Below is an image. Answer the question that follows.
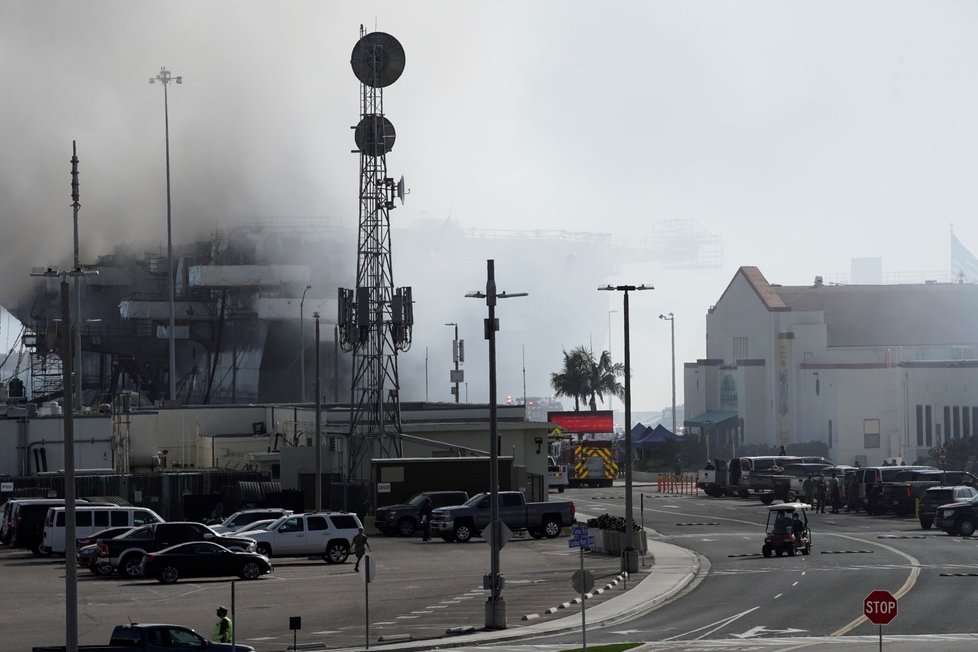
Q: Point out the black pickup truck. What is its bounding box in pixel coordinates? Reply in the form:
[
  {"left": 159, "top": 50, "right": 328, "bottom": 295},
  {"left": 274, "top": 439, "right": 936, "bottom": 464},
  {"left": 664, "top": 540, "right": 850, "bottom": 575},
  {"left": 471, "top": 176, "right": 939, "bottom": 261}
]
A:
[
  {"left": 879, "top": 470, "right": 978, "bottom": 516},
  {"left": 429, "top": 491, "right": 576, "bottom": 543},
  {"left": 374, "top": 490, "right": 469, "bottom": 536},
  {"left": 33, "top": 623, "right": 254, "bottom": 651},
  {"left": 97, "top": 522, "right": 257, "bottom": 578}
]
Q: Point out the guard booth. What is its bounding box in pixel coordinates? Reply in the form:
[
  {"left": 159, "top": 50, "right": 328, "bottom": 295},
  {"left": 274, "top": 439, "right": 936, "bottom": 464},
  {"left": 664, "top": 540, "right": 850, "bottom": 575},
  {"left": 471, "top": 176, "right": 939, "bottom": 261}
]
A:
[{"left": 370, "top": 457, "right": 518, "bottom": 509}]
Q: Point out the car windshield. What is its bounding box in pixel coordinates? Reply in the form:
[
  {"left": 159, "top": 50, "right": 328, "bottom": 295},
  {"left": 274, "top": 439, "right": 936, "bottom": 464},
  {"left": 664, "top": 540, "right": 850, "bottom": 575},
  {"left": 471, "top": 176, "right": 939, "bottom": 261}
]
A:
[
  {"left": 463, "top": 493, "right": 488, "bottom": 507},
  {"left": 116, "top": 525, "right": 151, "bottom": 539},
  {"left": 407, "top": 494, "right": 429, "bottom": 507}
]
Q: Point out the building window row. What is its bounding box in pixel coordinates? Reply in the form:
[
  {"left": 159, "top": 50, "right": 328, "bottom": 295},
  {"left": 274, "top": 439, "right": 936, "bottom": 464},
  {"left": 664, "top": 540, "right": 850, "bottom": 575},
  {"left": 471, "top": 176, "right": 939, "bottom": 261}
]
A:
[{"left": 916, "top": 404, "right": 978, "bottom": 447}]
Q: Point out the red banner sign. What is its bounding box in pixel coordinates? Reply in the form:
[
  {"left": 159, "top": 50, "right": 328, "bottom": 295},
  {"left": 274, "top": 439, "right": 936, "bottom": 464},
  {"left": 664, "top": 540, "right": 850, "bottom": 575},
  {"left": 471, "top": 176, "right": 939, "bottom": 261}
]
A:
[{"left": 547, "top": 411, "right": 614, "bottom": 434}]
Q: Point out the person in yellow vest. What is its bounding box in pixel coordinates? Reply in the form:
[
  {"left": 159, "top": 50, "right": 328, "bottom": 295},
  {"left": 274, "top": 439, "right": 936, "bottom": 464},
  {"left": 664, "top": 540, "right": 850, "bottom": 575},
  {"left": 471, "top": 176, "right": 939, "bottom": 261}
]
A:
[{"left": 214, "top": 606, "right": 233, "bottom": 643}]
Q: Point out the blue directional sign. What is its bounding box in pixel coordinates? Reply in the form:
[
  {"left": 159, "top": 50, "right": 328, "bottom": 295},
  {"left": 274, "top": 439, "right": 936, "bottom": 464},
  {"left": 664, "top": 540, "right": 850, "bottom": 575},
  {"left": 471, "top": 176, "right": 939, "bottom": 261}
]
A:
[
  {"left": 568, "top": 535, "right": 595, "bottom": 548},
  {"left": 571, "top": 525, "right": 589, "bottom": 536}
]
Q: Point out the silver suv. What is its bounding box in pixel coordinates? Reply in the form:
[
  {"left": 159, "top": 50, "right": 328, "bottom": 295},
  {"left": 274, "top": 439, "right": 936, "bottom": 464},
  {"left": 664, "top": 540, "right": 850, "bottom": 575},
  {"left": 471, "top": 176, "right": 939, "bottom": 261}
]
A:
[
  {"left": 238, "top": 512, "right": 362, "bottom": 564},
  {"left": 209, "top": 508, "right": 293, "bottom": 534}
]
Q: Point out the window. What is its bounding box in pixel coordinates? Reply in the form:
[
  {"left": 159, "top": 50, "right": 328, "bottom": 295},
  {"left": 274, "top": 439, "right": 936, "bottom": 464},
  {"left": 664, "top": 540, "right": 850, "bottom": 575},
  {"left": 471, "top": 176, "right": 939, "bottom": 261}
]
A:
[
  {"left": 76, "top": 511, "right": 92, "bottom": 527},
  {"left": 132, "top": 510, "right": 155, "bottom": 526},
  {"left": 112, "top": 511, "right": 129, "bottom": 526},
  {"left": 954, "top": 406, "right": 961, "bottom": 439},
  {"left": 307, "top": 516, "right": 328, "bottom": 531},
  {"left": 502, "top": 493, "right": 523, "bottom": 507},
  {"left": 280, "top": 518, "right": 303, "bottom": 533},
  {"left": 926, "top": 406, "right": 933, "bottom": 446},
  {"left": 330, "top": 514, "right": 361, "bottom": 530},
  {"left": 944, "top": 406, "right": 951, "bottom": 440},
  {"left": 916, "top": 405, "right": 924, "bottom": 447},
  {"left": 733, "top": 336, "right": 749, "bottom": 360},
  {"left": 864, "top": 419, "right": 880, "bottom": 449},
  {"left": 56, "top": 512, "right": 65, "bottom": 527},
  {"left": 964, "top": 408, "right": 971, "bottom": 441},
  {"left": 94, "top": 511, "right": 109, "bottom": 527}
]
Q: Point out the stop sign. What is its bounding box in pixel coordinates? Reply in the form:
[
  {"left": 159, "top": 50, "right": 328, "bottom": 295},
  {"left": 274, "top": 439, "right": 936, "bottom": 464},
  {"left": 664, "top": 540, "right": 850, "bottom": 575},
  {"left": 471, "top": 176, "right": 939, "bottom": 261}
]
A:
[{"left": 864, "top": 590, "right": 898, "bottom": 625}]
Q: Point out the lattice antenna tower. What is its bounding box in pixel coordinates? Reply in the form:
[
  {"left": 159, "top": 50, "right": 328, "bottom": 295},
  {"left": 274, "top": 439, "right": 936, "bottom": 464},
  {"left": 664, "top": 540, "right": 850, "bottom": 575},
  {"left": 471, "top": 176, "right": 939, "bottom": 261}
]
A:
[{"left": 338, "top": 27, "right": 413, "bottom": 484}]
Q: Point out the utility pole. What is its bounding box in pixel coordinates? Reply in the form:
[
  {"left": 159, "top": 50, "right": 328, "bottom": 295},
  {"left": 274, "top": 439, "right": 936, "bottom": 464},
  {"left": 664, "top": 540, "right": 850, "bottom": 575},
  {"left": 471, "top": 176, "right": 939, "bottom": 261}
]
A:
[
  {"left": 300, "top": 285, "right": 312, "bottom": 402},
  {"left": 659, "top": 313, "right": 676, "bottom": 434},
  {"left": 445, "top": 322, "right": 463, "bottom": 402},
  {"left": 467, "top": 260, "right": 527, "bottom": 629},
  {"left": 314, "top": 312, "right": 322, "bottom": 512},
  {"left": 70, "top": 143, "right": 83, "bottom": 411}
]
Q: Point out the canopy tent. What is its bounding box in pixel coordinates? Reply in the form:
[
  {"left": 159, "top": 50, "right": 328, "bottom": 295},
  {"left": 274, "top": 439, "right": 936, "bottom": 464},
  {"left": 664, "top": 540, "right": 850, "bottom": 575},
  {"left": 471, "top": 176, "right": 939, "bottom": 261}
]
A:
[{"left": 630, "top": 423, "right": 682, "bottom": 448}]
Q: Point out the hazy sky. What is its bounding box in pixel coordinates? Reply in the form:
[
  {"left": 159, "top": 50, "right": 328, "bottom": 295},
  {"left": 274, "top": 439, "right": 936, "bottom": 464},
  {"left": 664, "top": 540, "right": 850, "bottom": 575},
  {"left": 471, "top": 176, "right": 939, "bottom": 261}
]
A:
[{"left": 3, "top": 2, "right": 978, "bottom": 414}]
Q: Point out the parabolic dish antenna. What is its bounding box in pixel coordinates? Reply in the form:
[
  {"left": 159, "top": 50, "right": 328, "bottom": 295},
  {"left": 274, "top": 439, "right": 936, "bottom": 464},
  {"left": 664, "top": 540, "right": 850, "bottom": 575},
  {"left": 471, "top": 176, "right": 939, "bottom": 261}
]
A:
[
  {"left": 355, "top": 114, "right": 396, "bottom": 156},
  {"left": 351, "top": 31, "right": 406, "bottom": 88}
]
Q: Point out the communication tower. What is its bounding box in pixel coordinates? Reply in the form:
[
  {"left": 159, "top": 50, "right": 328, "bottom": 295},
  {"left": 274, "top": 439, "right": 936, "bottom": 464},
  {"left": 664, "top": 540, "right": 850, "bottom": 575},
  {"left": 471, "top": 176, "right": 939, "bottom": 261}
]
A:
[{"left": 338, "top": 28, "right": 412, "bottom": 485}]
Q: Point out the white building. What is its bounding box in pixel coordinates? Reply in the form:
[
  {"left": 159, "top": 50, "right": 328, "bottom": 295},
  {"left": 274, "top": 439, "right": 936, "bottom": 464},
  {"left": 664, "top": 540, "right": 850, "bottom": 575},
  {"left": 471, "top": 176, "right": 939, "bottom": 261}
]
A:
[{"left": 684, "top": 266, "right": 978, "bottom": 466}]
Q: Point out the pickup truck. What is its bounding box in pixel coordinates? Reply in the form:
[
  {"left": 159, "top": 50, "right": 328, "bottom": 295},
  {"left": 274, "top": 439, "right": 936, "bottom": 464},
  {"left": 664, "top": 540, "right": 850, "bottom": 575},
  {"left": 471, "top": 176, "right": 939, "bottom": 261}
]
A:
[
  {"left": 32, "top": 623, "right": 254, "bottom": 651},
  {"left": 97, "top": 522, "right": 257, "bottom": 578},
  {"left": 429, "top": 491, "right": 576, "bottom": 543},
  {"left": 374, "top": 491, "right": 469, "bottom": 536},
  {"left": 879, "top": 470, "right": 978, "bottom": 516}
]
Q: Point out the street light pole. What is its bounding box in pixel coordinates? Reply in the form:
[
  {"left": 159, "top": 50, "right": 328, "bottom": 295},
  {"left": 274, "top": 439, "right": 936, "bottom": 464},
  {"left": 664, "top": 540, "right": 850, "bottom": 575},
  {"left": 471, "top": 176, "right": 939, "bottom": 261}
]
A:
[
  {"left": 659, "top": 313, "right": 676, "bottom": 434},
  {"left": 607, "top": 309, "right": 617, "bottom": 426},
  {"left": 445, "top": 322, "right": 461, "bottom": 403},
  {"left": 599, "top": 283, "right": 653, "bottom": 574},
  {"left": 300, "top": 285, "right": 312, "bottom": 403},
  {"left": 314, "top": 312, "right": 322, "bottom": 512},
  {"left": 149, "top": 67, "right": 182, "bottom": 404},
  {"left": 467, "top": 260, "right": 527, "bottom": 630}
]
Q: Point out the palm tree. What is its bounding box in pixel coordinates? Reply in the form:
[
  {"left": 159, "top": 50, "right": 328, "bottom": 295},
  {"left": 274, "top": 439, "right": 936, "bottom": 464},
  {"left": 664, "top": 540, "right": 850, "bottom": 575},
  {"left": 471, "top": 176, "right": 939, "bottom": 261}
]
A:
[
  {"left": 550, "top": 346, "right": 624, "bottom": 412},
  {"left": 585, "top": 348, "right": 624, "bottom": 411},
  {"left": 550, "top": 347, "right": 590, "bottom": 411}
]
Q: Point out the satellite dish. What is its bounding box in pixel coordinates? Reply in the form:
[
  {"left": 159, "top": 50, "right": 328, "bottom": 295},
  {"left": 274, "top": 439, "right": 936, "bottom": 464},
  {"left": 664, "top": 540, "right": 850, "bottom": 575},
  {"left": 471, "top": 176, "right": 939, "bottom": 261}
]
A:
[
  {"left": 354, "top": 115, "right": 396, "bottom": 157},
  {"left": 351, "top": 32, "right": 405, "bottom": 88},
  {"left": 396, "top": 176, "right": 409, "bottom": 205}
]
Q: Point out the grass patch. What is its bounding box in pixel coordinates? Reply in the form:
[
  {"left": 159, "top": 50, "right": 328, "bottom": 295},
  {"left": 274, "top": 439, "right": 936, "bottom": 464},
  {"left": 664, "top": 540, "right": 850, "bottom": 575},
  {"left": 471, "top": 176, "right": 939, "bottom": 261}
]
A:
[{"left": 559, "top": 644, "right": 642, "bottom": 652}]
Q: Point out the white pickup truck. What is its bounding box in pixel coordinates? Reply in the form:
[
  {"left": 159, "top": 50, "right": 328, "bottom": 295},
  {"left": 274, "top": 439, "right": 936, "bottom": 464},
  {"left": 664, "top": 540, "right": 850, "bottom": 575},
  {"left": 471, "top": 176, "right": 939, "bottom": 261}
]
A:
[{"left": 238, "top": 512, "right": 362, "bottom": 564}]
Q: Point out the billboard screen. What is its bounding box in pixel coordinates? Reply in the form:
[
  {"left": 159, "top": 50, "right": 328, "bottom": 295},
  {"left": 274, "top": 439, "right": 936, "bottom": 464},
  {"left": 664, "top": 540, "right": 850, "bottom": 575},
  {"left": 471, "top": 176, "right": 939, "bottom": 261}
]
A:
[{"left": 547, "top": 410, "right": 614, "bottom": 434}]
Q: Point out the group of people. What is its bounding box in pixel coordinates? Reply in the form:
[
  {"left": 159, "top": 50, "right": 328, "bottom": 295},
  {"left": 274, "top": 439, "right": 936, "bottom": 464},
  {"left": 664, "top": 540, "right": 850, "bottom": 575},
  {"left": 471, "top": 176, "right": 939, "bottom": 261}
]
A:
[{"left": 802, "top": 469, "right": 861, "bottom": 514}]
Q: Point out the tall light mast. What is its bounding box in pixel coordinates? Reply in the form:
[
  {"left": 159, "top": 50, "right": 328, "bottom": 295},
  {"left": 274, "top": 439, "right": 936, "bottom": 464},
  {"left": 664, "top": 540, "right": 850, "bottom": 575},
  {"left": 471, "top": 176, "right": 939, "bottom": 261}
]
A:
[{"left": 338, "top": 28, "right": 412, "bottom": 494}]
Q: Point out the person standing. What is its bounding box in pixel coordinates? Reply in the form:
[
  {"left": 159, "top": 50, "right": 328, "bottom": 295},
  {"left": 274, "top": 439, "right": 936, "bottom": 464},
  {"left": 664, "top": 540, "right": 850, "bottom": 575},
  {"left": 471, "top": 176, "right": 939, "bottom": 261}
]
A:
[
  {"left": 419, "top": 496, "right": 433, "bottom": 542},
  {"left": 829, "top": 471, "right": 842, "bottom": 514},
  {"left": 803, "top": 474, "right": 815, "bottom": 506},
  {"left": 814, "top": 475, "right": 826, "bottom": 514},
  {"left": 352, "top": 527, "right": 370, "bottom": 572},
  {"left": 213, "top": 606, "right": 232, "bottom": 643},
  {"left": 846, "top": 471, "right": 859, "bottom": 512}
]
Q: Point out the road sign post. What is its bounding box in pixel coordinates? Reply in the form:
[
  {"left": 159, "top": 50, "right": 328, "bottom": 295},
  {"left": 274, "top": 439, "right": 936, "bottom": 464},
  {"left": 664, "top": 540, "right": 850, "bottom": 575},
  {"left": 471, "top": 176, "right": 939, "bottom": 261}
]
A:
[
  {"left": 568, "top": 525, "right": 593, "bottom": 651},
  {"left": 864, "top": 589, "right": 897, "bottom": 651}
]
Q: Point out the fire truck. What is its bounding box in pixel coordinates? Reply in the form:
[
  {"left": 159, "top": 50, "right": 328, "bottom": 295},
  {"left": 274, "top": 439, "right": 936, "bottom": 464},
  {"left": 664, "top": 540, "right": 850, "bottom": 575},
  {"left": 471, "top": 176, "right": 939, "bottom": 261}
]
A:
[{"left": 561, "top": 440, "right": 618, "bottom": 488}]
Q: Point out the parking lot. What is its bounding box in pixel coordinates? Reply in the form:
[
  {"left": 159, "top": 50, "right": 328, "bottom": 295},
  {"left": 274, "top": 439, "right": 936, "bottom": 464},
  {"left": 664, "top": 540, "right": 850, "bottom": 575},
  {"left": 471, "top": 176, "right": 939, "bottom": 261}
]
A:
[{"left": 0, "top": 526, "right": 639, "bottom": 651}]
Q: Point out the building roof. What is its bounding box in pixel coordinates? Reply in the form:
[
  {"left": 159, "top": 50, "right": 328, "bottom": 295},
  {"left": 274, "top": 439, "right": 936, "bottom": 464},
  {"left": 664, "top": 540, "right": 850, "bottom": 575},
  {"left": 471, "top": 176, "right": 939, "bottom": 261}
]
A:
[{"left": 731, "top": 266, "right": 978, "bottom": 348}]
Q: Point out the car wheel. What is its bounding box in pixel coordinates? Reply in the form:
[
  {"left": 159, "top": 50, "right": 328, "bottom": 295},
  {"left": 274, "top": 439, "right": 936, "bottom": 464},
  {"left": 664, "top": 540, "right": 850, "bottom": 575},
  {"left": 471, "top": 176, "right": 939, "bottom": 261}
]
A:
[
  {"left": 762, "top": 545, "right": 772, "bottom": 558},
  {"left": 396, "top": 518, "right": 417, "bottom": 537},
  {"left": 323, "top": 541, "right": 349, "bottom": 564},
  {"left": 158, "top": 565, "right": 179, "bottom": 584},
  {"left": 91, "top": 563, "right": 113, "bottom": 576},
  {"left": 959, "top": 518, "right": 975, "bottom": 537},
  {"left": 453, "top": 523, "right": 473, "bottom": 543},
  {"left": 542, "top": 518, "right": 562, "bottom": 539},
  {"left": 786, "top": 543, "right": 796, "bottom": 557},
  {"left": 121, "top": 554, "right": 144, "bottom": 579},
  {"left": 919, "top": 517, "right": 933, "bottom": 530},
  {"left": 240, "top": 561, "right": 262, "bottom": 580},
  {"left": 557, "top": 487, "right": 565, "bottom": 493},
  {"left": 257, "top": 543, "right": 272, "bottom": 557},
  {"left": 802, "top": 541, "right": 811, "bottom": 555},
  {"left": 760, "top": 495, "right": 774, "bottom": 505}
]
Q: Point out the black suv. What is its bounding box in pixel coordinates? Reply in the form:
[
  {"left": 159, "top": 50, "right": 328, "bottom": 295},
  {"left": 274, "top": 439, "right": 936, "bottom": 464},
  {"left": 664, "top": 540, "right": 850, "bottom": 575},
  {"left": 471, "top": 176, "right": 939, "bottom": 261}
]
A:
[
  {"left": 918, "top": 485, "right": 978, "bottom": 529},
  {"left": 375, "top": 491, "right": 469, "bottom": 536},
  {"left": 931, "top": 489, "right": 978, "bottom": 535}
]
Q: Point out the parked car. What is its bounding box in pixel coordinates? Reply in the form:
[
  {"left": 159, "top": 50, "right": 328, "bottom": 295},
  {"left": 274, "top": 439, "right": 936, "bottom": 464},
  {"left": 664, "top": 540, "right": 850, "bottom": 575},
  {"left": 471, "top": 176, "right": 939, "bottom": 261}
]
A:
[
  {"left": 32, "top": 622, "right": 256, "bottom": 651},
  {"left": 141, "top": 541, "right": 272, "bottom": 583},
  {"left": 232, "top": 518, "right": 277, "bottom": 534},
  {"left": 934, "top": 493, "right": 978, "bottom": 536},
  {"left": 76, "top": 526, "right": 137, "bottom": 575},
  {"left": 6, "top": 499, "right": 92, "bottom": 553},
  {"left": 430, "top": 491, "right": 576, "bottom": 543},
  {"left": 879, "top": 470, "right": 978, "bottom": 517},
  {"left": 855, "top": 465, "right": 936, "bottom": 514},
  {"left": 97, "top": 522, "right": 258, "bottom": 578},
  {"left": 42, "top": 506, "right": 163, "bottom": 555},
  {"left": 209, "top": 508, "right": 293, "bottom": 534},
  {"left": 238, "top": 512, "right": 362, "bottom": 563},
  {"left": 918, "top": 485, "right": 978, "bottom": 529},
  {"left": 374, "top": 491, "right": 469, "bottom": 536}
]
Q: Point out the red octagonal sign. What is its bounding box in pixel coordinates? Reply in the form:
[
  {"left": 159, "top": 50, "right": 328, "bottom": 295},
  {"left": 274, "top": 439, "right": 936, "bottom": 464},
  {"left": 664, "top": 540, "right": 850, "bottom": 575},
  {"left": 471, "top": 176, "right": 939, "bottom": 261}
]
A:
[{"left": 864, "top": 590, "right": 898, "bottom": 625}]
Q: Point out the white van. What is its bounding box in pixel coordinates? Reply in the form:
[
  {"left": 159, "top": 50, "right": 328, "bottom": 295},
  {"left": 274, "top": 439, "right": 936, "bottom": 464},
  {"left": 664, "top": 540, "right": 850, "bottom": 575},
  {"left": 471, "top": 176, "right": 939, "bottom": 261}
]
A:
[{"left": 41, "top": 506, "right": 164, "bottom": 555}]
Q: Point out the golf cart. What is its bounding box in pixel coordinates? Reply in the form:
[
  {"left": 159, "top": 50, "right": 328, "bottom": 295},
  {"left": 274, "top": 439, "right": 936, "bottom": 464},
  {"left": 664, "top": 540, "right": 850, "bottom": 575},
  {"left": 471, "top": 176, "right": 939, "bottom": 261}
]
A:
[{"left": 762, "top": 502, "right": 812, "bottom": 557}]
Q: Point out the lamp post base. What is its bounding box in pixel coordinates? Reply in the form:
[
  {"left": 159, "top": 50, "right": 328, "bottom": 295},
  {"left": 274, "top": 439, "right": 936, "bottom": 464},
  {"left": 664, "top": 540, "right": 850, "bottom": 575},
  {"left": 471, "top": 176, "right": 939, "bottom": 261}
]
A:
[
  {"left": 621, "top": 547, "right": 639, "bottom": 574},
  {"left": 484, "top": 597, "right": 507, "bottom": 630}
]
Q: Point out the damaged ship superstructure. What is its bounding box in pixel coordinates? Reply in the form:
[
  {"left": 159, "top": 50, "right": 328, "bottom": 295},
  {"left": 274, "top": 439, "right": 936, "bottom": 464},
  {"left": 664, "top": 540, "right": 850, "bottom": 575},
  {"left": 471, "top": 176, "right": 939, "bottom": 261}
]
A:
[{"left": 21, "top": 220, "right": 352, "bottom": 408}]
